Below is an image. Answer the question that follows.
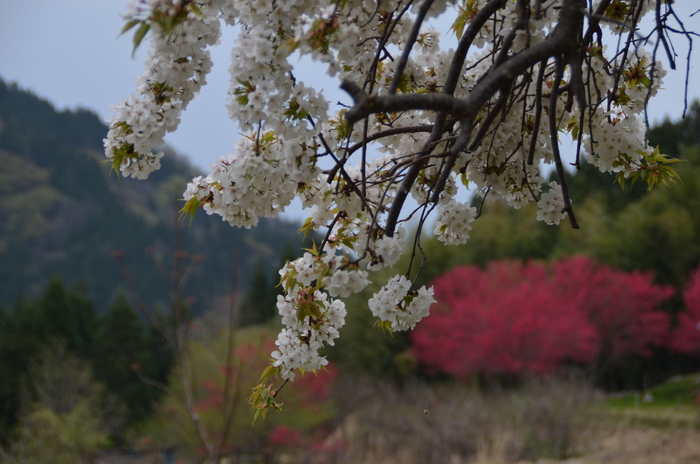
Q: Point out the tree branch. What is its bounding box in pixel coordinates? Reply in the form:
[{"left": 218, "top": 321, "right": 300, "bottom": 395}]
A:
[
  {"left": 342, "top": 0, "right": 587, "bottom": 236},
  {"left": 389, "top": 0, "right": 436, "bottom": 94},
  {"left": 341, "top": 80, "right": 470, "bottom": 124},
  {"left": 549, "top": 57, "right": 579, "bottom": 229}
]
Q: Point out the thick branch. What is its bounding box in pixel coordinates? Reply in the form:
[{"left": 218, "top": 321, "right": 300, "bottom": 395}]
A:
[
  {"left": 527, "top": 59, "right": 548, "bottom": 165},
  {"left": 341, "top": 0, "right": 586, "bottom": 236},
  {"left": 455, "top": 0, "right": 585, "bottom": 115},
  {"left": 343, "top": 0, "right": 586, "bottom": 125},
  {"left": 341, "top": 80, "right": 469, "bottom": 124},
  {"left": 385, "top": 114, "right": 448, "bottom": 236},
  {"left": 383, "top": 0, "right": 508, "bottom": 233}
]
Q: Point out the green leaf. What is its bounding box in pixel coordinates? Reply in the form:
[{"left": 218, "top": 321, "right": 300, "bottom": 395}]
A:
[
  {"left": 615, "top": 146, "right": 683, "bottom": 191},
  {"left": 179, "top": 197, "right": 201, "bottom": 224},
  {"left": 340, "top": 236, "right": 358, "bottom": 248},
  {"left": 160, "top": 16, "right": 174, "bottom": 34},
  {"left": 261, "top": 364, "right": 274, "bottom": 380},
  {"left": 132, "top": 22, "right": 151, "bottom": 55},
  {"left": 188, "top": 2, "right": 203, "bottom": 16},
  {"left": 451, "top": 0, "right": 478, "bottom": 39},
  {"left": 302, "top": 241, "right": 320, "bottom": 257},
  {"left": 261, "top": 131, "right": 277, "bottom": 144},
  {"left": 396, "top": 73, "right": 411, "bottom": 94},
  {"left": 459, "top": 172, "right": 470, "bottom": 189},
  {"left": 451, "top": 8, "right": 468, "bottom": 39},
  {"left": 120, "top": 19, "right": 141, "bottom": 36},
  {"left": 107, "top": 142, "right": 133, "bottom": 177},
  {"left": 283, "top": 37, "right": 300, "bottom": 54},
  {"left": 374, "top": 319, "right": 394, "bottom": 335},
  {"left": 249, "top": 378, "right": 284, "bottom": 422}
]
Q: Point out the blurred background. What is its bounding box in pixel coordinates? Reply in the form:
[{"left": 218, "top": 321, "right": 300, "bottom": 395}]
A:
[{"left": 1, "top": 2, "right": 700, "bottom": 463}]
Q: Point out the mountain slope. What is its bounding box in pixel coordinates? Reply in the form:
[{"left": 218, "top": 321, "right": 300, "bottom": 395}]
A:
[{"left": 0, "top": 80, "right": 304, "bottom": 312}]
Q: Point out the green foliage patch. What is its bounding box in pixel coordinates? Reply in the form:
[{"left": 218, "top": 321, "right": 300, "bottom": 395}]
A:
[{"left": 605, "top": 373, "right": 700, "bottom": 410}]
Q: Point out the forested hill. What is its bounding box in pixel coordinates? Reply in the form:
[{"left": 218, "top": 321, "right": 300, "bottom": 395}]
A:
[{"left": 0, "top": 80, "right": 304, "bottom": 312}]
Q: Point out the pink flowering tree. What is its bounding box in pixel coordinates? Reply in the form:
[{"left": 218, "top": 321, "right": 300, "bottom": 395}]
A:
[
  {"left": 550, "top": 256, "right": 673, "bottom": 367},
  {"left": 412, "top": 261, "right": 600, "bottom": 380},
  {"left": 412, "top": 257, "right": 673, "bottom": 380},
  {"left": 107, "top": 0, "right": 691, "bottom": 413},
  {"left": 670, "top": 266, "right": 700, "bottom": 354}
]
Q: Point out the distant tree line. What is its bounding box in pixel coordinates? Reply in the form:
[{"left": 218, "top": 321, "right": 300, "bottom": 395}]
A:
[{"left": 0, "top": 277, "right": 173, "bottom": 445}]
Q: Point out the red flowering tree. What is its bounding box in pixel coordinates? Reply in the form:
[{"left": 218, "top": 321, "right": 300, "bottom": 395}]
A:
[
  {"left": 669, "top": 266, "right": 700, "bottom": 354},
  {"left": 412, "top": 261, "right": 599, "bottom": 380},
  {"left": 550, "top": 256, "right": 673, "bottom": 366},
  {"left": 412, "top": 257, "right": 674, "bottom": 380}
]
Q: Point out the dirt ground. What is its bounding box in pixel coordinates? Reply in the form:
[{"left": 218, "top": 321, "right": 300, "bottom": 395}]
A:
[{"left": 532, "top": 423, "right": 700, "bottom": 464}]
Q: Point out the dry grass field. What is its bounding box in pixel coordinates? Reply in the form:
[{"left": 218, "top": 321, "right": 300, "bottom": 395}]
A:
[
  {"left": 321, "top": 374, "right": 700, "bottom": 464},
  {"left": 522, "top": 423, "right": 700, "bottom": 464}
]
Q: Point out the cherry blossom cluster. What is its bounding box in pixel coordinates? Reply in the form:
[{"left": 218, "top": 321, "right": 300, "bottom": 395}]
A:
[
  {"left": 433, "top": 200, "right": 478, "bottom": 246},
  {"left": 273, "top": 250, "right": 368, "bottom": 379},
  {"left": 182, "top": 131, "right": 301, "bottom": 228},
  {"left": 272, "top": 291, "right": 346, "bottom": 381},
  {"left": 109, "top": 0, "right": 681, "bottom": 404},
  {"left": 580, "top": 49, "right": 666, "bottom": 174},
  {"left": 368, "top": 275, "right": 436, "bottom": 332},
  {"left": 366, "top": 226, "right": 407, "bottom": 271},
  {"left": 536, "top": 182, "right": 567, "bottom": 226},
  {"left": 104, "top": 0, "right": 226, "bottom": 178}
]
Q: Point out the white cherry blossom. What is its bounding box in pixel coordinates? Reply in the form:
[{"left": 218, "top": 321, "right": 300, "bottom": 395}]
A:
[{"left": 108, "top": 0, "right": 684, "bottom": 397}]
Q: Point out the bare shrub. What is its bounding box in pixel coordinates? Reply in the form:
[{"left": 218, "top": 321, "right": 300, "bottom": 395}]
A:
[
  {"left": 327, "top": 373, "right": 596, "bottom": 464},
  {"left": 503, "top": 374, "right": 596, "bottom": 460}
]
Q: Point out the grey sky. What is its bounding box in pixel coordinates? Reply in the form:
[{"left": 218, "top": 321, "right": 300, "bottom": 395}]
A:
[{"left": 1, "top": 1, "right": 698, "bottom": 179}]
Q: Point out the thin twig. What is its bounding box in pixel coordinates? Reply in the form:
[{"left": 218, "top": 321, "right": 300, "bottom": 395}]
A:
[
  {"left": 549, "top": 56, "right": 579, "bottom": 229},
  {"left": 389, "top": 0, "right": 436, "bottom": 94}
]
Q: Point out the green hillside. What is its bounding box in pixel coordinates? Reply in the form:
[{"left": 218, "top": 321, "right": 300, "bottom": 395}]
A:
[{"left": 0, "top": 80, "right": 305, "bottom": 313}]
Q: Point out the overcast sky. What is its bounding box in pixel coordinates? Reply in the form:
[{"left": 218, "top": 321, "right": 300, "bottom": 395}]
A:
[{"left": 1, "top": 1, "right": 699, "bottom": 211}]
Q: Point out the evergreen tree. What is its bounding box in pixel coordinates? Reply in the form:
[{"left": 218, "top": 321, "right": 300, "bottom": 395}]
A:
[
  {"left": 91, "top": 294, "right": 170, "bottom": 424},
  {"left": 238, "top": 241, "right": 306, "bottom": 328},
  {"left": 649, "top": 101, "right": 700, "bottom": 157},
  {"left": 239, "top": 262, "right": 277, "bottom": 327},
  {"left": 0, "top": 279, "right": 174, "bottom": 440},
  {"left": 142, "top": 320, "right": 174, "bottom": 392},
  {"left": 38, "top": 276, "right": 97, "bottom": 356},
  {"left": 0, "top": 301, "right": 17, "bottom": 439},
  {"left": 0, "top": 278, "right": 99, "bottom": 439}
]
